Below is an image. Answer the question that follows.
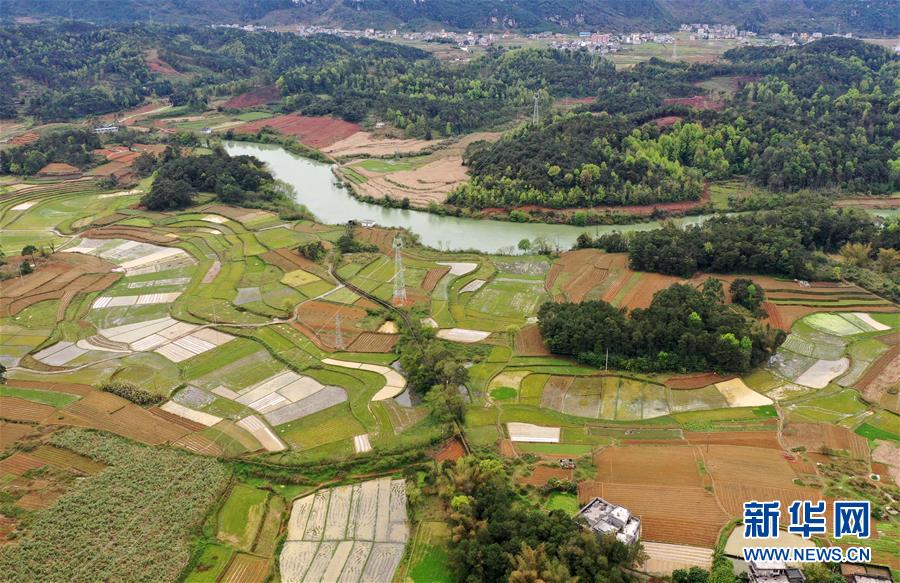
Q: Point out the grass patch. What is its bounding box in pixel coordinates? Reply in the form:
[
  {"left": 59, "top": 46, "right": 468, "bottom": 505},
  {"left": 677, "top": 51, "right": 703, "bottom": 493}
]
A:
[
  {"left": 490, "top": 386, "right": 518, "bottom": 401},
  {"left": 515, "top": 443, "right": 593, "bottom": 456},
  {"left": 0, "top": 386, "right": 79, "bottom": 407},
  {"left": 545, "top": 492, "right": 579, "bottom": 515},
  {"left": 184, "top": 544, "right": 235, "bottom": 583},
  {"left": 217, "top": 484, "right": 268, "bottom": 551}
]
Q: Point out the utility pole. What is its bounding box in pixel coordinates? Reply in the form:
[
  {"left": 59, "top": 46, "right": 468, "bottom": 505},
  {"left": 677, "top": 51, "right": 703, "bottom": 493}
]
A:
[
  {"left": 532, "top": 92, "right": 540, "bottom": 125},
  {"left": 392, "top": 236, "right": 406, "bottom": 305},
  {"left": 605, "top": 347, "right": 609, "bottom": 371},
  {"left": 334, "top": 313, "right": 344, "bottom": 349}
]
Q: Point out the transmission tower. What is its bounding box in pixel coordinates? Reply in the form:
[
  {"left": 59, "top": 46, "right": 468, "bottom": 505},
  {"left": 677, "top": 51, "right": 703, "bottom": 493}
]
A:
[
  {"left": 532, "top": 93, "right": 540, "bottom": 125},
  {"left": 334, "top": 313, "right": 344, "bottom": 349},
  {"left": 392, "top": 236, "right": 407, "bottom": 305}
]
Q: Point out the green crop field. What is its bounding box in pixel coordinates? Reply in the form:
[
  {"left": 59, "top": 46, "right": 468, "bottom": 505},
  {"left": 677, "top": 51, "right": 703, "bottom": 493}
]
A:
[
  {"left": 351, "top": 157, "right": 427, "bottom": 173},
  {"left": 184, "top": 544, "right": 235, "bottom": 583},
  {"left": 217, "top": 484, "right": 269, "bottom": 551},
  {"left": 0, "top": 385, "right": 80, "bottom": 407}
]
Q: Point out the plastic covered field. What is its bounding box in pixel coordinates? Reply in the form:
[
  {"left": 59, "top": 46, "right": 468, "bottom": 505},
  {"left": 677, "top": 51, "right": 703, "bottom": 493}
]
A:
[{"left": 280, "top": 477, "right": 408, "bottom": 583}]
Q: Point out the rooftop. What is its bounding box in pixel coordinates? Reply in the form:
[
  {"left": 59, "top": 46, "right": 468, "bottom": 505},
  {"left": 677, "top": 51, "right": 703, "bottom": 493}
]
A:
[{"left": 576, "top": 497, "right": 641, "bottom": 545}]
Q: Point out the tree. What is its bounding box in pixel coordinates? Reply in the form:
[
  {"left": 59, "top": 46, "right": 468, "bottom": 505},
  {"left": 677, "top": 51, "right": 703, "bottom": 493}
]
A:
[
  {"left": 702, "top": 278, "right": 725, "bottom": 304},
  {"left": 140, "top": 178, "right": 196, "bottom": 210},
  {"left": 518, "top": 239, "right": 532, "bottom": 253},
  {"left": 509, "top": 543, "right": 573, "bottom": 583},
  {"left": 730, "top": 278, "right": 765, "bottom": 312},
  {"left": 21, "top": 245, "right": 37, "bottom": 259},
  {"left": 801, "top": 564, "right": 844, "bottom": 583},
  {"left": 298, "top": 241, "right": 326, "bottom": 262},
  {"left": 19, "top": 261, "right": 33, "bottom": 276},
  {"left": 839, "top": 242, "right": 872, "bottom": 268},
  {"left": 674, "top": 566, "right": 710, "bottom": 583},
  {"left": 424, "top": 385, "right": 466, "bottom": 424},
  {"left": 876, "top": 248, "right": 899, "bottom": 273}
]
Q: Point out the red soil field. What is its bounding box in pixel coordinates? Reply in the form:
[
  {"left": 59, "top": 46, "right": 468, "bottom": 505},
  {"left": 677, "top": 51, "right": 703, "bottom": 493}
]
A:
[
  {"left": 782, "top": 422, "right": 870, "bottom": 460},
  {"left": 714, "top": 482, "right": 832, "bottom": 526},
  {"left": 763, "top": 301, "right": 787, "bottom": 330},
  {"left": 0, "top": 252, "right": 116, "bottom": 316},
  {"left": 261, "top": 248, "right": 319, "bottom": 272},
  {"left": 0, "top": 453, "right": 45, "bottom": 476},
  {"left": 578, "top": 482, "right": 728, "bottom": 547},
  {"left": 594, "top": 445, "right": 703, "bottom": 487},
  {"left": 434, "top": 438, "right": 466, "bottom": 463},
  {"left": 9, "top": 132, "right": 39, "bottom": 146},
  {"left": 0, "top": 397, "right": 57, "bottom": 422},
  {"left": 56, "top": 393, "right": 191, "bottom": 445},
  {"left": 685, "top": 430, "right": 782, "bottom": 450},
  {"left": 540, "top": 376, "right": 574, "bottom": 410},
  {"left": 856, "top": 344, "right": 900, "bottom": 405},
  {"left": 498, "top": 439, "right": 518, "bottom": 458},
  {"left": 3, "top": 379, "right": 92, "bottom": 396},
  {"left": 222, "top": 85, "right": 281, "bottom": 109},
  {"left": 421, "top": 266, "right": 450, "bottom": 292},
  {"left": 546, "top": 249, "right": 623, "bottom": 302},
  {"left": 172, "top": 433, "right": 226, "bottom": 457},
  {"left": 234, "top": 114, "right": 361, "bottom": 149},
  {"left": 149, "top": 407, "right": 207, "bottom": 432},
  {"left": 663, "top": 95, "right": 723, "bottom": 111},
  {"left": 666, "top": 372, "right": 731, "bottom": 389},
  {"left": 618, "top": 271, "right": 682, "bottom": 310},
  {"left": 220, "top": 554, "right": 270, "bottom": 583},
  {"left": 701, "top": 444, "right": 799, "bottom": 489},
  {"left": 0, "top": 422, "right": 34, "bottom": 449},
  {"left": 353, "top": 227, "right": 401, "bottom": 254},
  {"left": 515, "top": 325, "right": 551, "bottom": 356},
  {"left": 653, "top": 115, "right": 684, "bottom": 127},
  {"left": 517, "top": 465, "right": 573, "bottom": 487},
  {"left": 346, "top": 332, "right": 399, "bottom": 353}
]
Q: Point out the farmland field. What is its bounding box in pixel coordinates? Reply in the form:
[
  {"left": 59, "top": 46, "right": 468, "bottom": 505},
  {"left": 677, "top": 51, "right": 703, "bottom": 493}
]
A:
[{"left": 0, "top": 428, "right": 229, "bottom": 582}]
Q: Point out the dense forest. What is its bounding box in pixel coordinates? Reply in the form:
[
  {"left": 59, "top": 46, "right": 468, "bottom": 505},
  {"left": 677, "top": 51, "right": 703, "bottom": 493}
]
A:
[
  {"left": 3, "top": 0, "right": 897, "bottom": 35},
  {"left": 577, "top": 200, "right": 900, "bottom": 301},
  {"left": 538, "top": 282, "right": 785, "bottom": 373},
  {"left": 0, "top": 129, "right": 101, "bottom": 174},
  {"left": 0, "top": 23, "right": 611, "bottom": 138},
  {"left": 450, "top": 38, "right": 899, "bottom": 210},
  {"left": 139, "top": 148, "right": 287, "bottom": 211}
]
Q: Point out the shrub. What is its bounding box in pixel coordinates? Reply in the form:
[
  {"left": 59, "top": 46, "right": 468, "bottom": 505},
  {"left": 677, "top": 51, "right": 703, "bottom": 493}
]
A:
[{"left": 99, "top": 381, "right": 164, "bottom": 406}]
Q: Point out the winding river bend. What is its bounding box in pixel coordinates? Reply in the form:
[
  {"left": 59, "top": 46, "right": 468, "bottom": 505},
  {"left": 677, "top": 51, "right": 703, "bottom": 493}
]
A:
[
  {"left": 225, "top": 141, "right": 712, "bottom": 253},
  {"left": 225, "top": 142, "right": 895, "bottom": 253}
]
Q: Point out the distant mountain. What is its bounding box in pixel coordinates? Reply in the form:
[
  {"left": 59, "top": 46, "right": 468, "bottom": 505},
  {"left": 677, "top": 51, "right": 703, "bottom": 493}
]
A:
[{"left": 2, "top": 0, "right": 897, "bottom": 35}]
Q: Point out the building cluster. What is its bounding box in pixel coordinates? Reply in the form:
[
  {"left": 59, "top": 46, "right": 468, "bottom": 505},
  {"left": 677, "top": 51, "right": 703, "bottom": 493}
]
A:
[
  {"left": 680, "top": 23, "right": 745, "bottom": 39},
  {"left": 575, "top": 497, "right": 641, "bottom": 545}
]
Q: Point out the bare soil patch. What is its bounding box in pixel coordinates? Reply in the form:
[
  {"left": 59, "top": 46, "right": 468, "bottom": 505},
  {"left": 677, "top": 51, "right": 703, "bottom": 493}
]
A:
[
  {"left": 323, "top": 132, "right": 437, "bottom": 158},
  {"left": 702, "top": 444, "right": 798, "bottom": 488},
  {"left": 434, "top": 438, "right": 466, "bottom": 463},
  {"left": 856, "top": 344, "right": 899, "bottom": 405},
  {"left": 0, "top": 252, "right": 118, "bottom": 318},
  {"left": 666, "top": 372, "right": 731, "bottom": 389},
  {"left": 222, "top": 85, "right": 281, "bottom": 109},
  {"left": 515, "top": 325, "right": 550, "bottom": 356},
  {"left": 594, "top": 445, "right": 703, "bottom": 487},
  {"left": 685, "top": 431, "right": 782, "bottom": 450},
  {"left": 782, "top": 422, "right": 870, "bottom": 460},
  {"left": 0, "top": 397, "right": 57, "bottom": 422},
  {"left": 235, "top": 114, "right": 360, "bottom": 149},
  {"left": 517, "top": 465, "right": 573, "bottom": 487},
  {"left": 346, "top": 332, "right": 399, "bottom": 353},
  {"left": 663, "top": 95, "right": 723, "bottom": 110},
  {"left": 578, "top": 482, "right": 728, "bottom": 547}
]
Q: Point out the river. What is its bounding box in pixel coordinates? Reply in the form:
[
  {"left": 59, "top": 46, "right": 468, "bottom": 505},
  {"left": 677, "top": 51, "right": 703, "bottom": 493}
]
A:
[{"left": 224, "top": 141, "right": 895, "bottom": 253}]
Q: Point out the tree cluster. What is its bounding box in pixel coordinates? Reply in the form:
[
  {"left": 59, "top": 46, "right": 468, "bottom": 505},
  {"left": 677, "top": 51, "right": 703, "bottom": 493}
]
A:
[
  {"left": 538, "top": 282, "right": 784, "bottom": 373},
  {"left": 579, "top": 201, "right": 881, "bottom": 279},
  {"left": 451, "top": 38, "right": 898, "bottom": 210},
  {"left": 0, "top": 129, "right": 101, "bottom": 175},
  {"left": 140, "top": 147, "right": 276, "bottom": 211},
  {"left": 439, "top": 456, "right": 643, "bottom": 583}
]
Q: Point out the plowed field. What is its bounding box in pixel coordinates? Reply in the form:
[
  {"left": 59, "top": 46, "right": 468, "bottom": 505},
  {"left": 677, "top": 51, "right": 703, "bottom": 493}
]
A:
[{"left": 235, "top": 114, "right": 360, "bottom": 148}]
